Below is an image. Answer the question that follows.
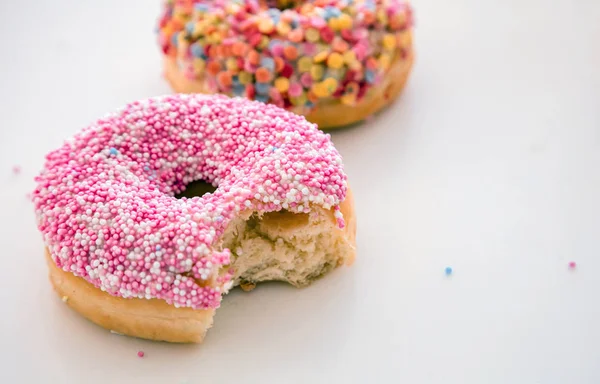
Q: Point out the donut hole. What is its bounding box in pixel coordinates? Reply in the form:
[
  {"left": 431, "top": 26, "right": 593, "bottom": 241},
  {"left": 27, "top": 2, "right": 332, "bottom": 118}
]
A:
[{"left": 175, "top": 179, "right": 217, "bottom": 199}]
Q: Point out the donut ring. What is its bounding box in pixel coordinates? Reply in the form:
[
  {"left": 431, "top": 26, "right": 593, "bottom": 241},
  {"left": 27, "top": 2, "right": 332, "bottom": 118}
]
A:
[
  {"left": 157, "top": 0, "right": 414, "bottom": 129},
  {"left": 33, "top": 94, "right": 356, "bottom": 343}
]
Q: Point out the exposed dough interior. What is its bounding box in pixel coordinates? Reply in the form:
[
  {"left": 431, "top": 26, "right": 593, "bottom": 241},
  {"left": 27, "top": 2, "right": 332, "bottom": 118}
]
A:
[{"left": 224, "top": 205, "right": 354, "bottom": 291}]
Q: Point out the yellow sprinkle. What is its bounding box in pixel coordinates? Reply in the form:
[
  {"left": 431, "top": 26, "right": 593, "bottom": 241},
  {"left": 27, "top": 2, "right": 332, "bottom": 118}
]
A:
[
  {"left": 193, "top": 58, "right": 206, "bottom": 73},
  {"left": 310, "top": 64, "right": 325, "bottom": 81},
  {"left": 276, "top": 21, "right": 291, "bottom": 36},
  {"left": 161, "top": 25, "right": 173, "bottom": 37},
  {"left": 323, "top": 77, "right": 339, "bottom": 93},
  {"left": 61, "top": 296, "right": 69, "bottom": 303},
  {"left": 305, "top": 28, "right": 320, "bottom": 42},
  {"left": 207, "top": 32, "right": 222, "bottom": 44},
  {"left": 327, "top": 52, "right": 344, "bottom": 69},
  {"left": 383, "top": 34, "right": 397, "bottom": 51},
  {"left": 313, "top": 51, "right": 329, "bottom": 63},
  {"left": 274, "top": 77, "right": 290, "bottom": 93},
  {"left": 393, "top": 12, "right": 407, "bottom": 28},
  {"left": 349, "top": 60, "right": 362, "bottom": 71},
  {"left": 337, "top": 14, "right": 353, "bottom": 30},
  {"left": 298, "top": 57, "right": 313, "bottom": 72},
  {"left": 258, "top": 19, "right": 275, "bottom": 34},
  {"left": 379, "top": 53, "right": 392, "bottom": 70},
  {"left": 291, "top": 92, "right": 307, "bottom": 106},
  {"left": 258, "top": 35, "right": 270, "bottom": 49},
  {"left": 238, "top": 71, "right": 252, "bottom": 85},
  {"left": 311, "top": 81, "right": 331, "bottom": 98},
  {"left": 328, "top": 18, "right": 341, "bottom": 31},
  {"left": 193, "top": 22, "right": 204, "bottom": 37},
  {"left": 377, "top": 9, "right": 388, "bottom": 24},
  {"left": 343, "top": 50, "right": 357, "bottom": 65},
  {"left": 226, "top": 4, "right": 240, "bottom": 14},
  {"left": 226, "top": 57, "right": 239, "bottom": 71},
  {"left": 173, "top": 9, "right": 189, "bottom": 24}
]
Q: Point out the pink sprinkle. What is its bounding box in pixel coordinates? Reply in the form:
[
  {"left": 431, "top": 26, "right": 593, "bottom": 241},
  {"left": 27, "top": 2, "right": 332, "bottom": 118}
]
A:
[
  {"left": 12, "top": 165, "right": 21, "bottom": 174},
  {"left": 568, "top": 261, "right": 576, "bottom": 269},
  {"left": 300, "top": 72, "right": 313, "bottom": 88},
  {"left": 288, "top": 83, "right": 303, "bottom": 97},
  {"left": 137, "top": 351, "right": 145, "bottom": 358}
]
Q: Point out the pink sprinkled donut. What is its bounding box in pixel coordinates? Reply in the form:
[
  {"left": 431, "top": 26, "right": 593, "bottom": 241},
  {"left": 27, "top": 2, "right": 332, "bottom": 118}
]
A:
[
  {"left": 158, "top": 0, "right": 414, "bottom": 129},
  {"left": 34, "top": 94, "right": 356, "bottom": 343}
]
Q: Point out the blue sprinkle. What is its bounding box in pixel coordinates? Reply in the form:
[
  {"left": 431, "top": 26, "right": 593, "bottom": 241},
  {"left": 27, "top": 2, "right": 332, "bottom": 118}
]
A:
[
  {"left": 445, "top": 267, "right": 453, "bottom": 276},
  {"left": 191, "top": 42, "right": 204, "bottom": 58},
  {"left": 232, "top": 84, "right": 245, "bottom": 96},
  {"left": 195, "top": 3, "right": 209, "bottom": 12},
  {"left": 271, "top": 146, "right": 278, "bottom": 152},
  {"left": 231, "top": 75, "right": 240, "bottom": 85},
  {"left": 171, "top": 33, "right": 179, "bottom": 47},
  {"left": 255, "top": 82, "right": 271, "bottom": 95},
  {"left": 290, "top": 19, "right": 299, "bottom": 28},
  {"left": 143, "top": 166, "right": 150, "bottom": 171},
  {"left": 185, "top": 22, "right": 195, "bottom": 35},
  {"left": 255, "top": 94, "right": 270, "bottom": 103},
  {"left": 109, "top": 148, "right": 118, "bottom": 156},
  {"left": 365, "top": 70, "right": 377, "bottom": 84},
  {"left": 324, "top": 6, "right": 341, "bottom": 19},
  {"left": 267, "top": 9, "right": 281, "bottom": 23},
  {"left": 156, "top": 245, "right": 161, "bottom": 251},
  {"left": 305, "top": 101, "right": 314, "bottom": 108},
  {"left": 260, "top": 57, "right": 275, "bottom": 71}
]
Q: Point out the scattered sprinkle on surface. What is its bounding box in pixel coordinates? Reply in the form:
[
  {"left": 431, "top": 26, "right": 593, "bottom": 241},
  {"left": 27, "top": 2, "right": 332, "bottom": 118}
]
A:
[
  {"left": 33, "top": 94, "right": 348, "bottom": 310},
  {"left": 137, "top": 351, "right": 145, "bottom": 358},
  {"left": 568, "top": 261, "right": 577, "bottom": 269},
  {"left": 12, "top": 165, "right": 21, "bottom": 174},
  {"left": 444, "top": 267, "right": 453, "bottom": 276},
  {"left": 61, "top": 296, "right": 69, "bottom": 302}
]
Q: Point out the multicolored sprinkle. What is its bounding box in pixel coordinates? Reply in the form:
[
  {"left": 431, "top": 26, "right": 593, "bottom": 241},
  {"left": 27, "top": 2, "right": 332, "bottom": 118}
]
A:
[
  {"left": 33, "top": 94, "right": 348, "bottom": 310},
  {"left": 157, "top": 0, "right": 413, "bottom": 112}
]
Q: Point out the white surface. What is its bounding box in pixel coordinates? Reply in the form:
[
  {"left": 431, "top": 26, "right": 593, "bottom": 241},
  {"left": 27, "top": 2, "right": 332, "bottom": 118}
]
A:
[{"left": 1, "top": 0, "right": 599, "bottom": 383}]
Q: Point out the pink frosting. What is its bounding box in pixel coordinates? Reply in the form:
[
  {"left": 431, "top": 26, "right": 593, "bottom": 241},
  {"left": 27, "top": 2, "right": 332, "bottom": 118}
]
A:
[{"left": 33, "top": 94, "right": 348, "bottom": 309}]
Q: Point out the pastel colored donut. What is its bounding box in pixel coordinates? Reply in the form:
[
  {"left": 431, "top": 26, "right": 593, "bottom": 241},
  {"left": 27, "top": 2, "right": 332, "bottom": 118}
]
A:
[
  {"left": 33, "top": 94, "right": 356, "bottom": 343},
  {"left": 157, "top": 0, "right": 414, "bottom": 129}
]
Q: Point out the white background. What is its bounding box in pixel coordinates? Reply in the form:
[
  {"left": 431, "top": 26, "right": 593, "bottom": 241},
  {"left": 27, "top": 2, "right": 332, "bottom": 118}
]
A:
[{"left": 1, "top": 0, "right": 599, "bottom": 383}]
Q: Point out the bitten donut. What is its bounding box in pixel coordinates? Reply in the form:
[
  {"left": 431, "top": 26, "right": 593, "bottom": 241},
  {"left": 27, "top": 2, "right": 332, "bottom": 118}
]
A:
[
  {"left": 157, "top": 0, "right": 414, "bottom": 129},
  {"left": 33, "top": 94, "right": 356, "bottom": 343}
]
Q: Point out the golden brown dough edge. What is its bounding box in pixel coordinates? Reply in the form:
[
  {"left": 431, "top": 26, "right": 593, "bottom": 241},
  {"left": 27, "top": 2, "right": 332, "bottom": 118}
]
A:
[
  {"left": 45, "top": 189, "right": 356, "bottom": 343},
  {"left": 163, "top": 50, "right": 414, "bottom": 130}
]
